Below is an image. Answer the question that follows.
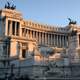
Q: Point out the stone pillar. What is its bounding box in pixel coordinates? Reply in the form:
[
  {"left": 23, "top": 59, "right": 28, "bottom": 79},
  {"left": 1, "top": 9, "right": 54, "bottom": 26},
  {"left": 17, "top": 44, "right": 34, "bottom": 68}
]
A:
[
  {"left": 24, "top": 29, "right": 26, "bottom": 37},
  {"left": 51, "top": 34, "right": 53, "bottom": 45},
  {"left": 42, "top": 33, "right": 44, "bottom": 44},
  {"left": 39, "top": 32, "right": 41, "bottom": 44},
  {"left": 26, "top": 29, "right": 28, "bottom": 38},
  {"left": 43, "top": 33, "right": 45, "bottom": 44},
  {"left": 61, "top": 35, "right": 63, "bottom": 47},
  {"left": 66, "top": 36, "right": 69, "bottom": 47},
  {"left": 62, "top": 35, "right": 64, "bottom": 47},
  {"left": 36, "top": 31, "right": 38, "bottom": 41},
  {"left": 15, "top": 22, "right": 17, "bottom": 36},
  {"left": 22, "top": 28, "right": 26, "bottom": 37},
  {"left": 27, "top": 30, "right": 29, "bottom": 39},
  {"left": 32, "top": 31, "right": 33, "bottom": 39},
  {"left": 34, "top": 31, "right": 36, "bottom": 39},
  {"left": 55, "top": 35, "right": 57, "bottom": 47},
  {"left": 10, "top": 21, "right": 12, "bottom": 35},
  {"left": 50, "top": 34, "right": 51, "bottom": 45},
  {"left": 33, "top": 31, "right": 35, "bottom": 38},
  {"left": 5, "top": 18, "right": 8, "bottom": 35},
  {"left": 44, "top": 33, "right": 45, "bottom": 45},
  {"left": 19, "top": 43, "right": 22, "bottom": 58},
  {"left": 41, "top": 32, "right": 42, "bottom": 44},
  {"left": 53, "top": 34, "right": 55, "bottom": 47},
  {"left": 65, "top": 36, "right": 68, "bottom": 48},
  {"left": 20, "top": 23, "right": 22, "bottom": 37},
  {"left": 30, "top": 30, "right": 32, "bottom": 39},
  {"left": 63, "top": 36, "right": 65, "bottom": 47},
  {"left": 48, "top": 34, "right": 50, "bottom": 45},
  {"left": 38, "top": 32, "right": 39, "bottom": 43},
  {"left": 58, "top": 35, "right": 60, "bottom": 47},
  {"left": 57, "top": 35, "right": 58, "bottom": 47},
  {"left": 64, "top": 36, "right": 66, "bottom": 47},
  {"left": 46, "top": 33, "right": 48, "bottom": 44},
  {"left": 60, "top": 35, "right": 61, "bottom": 48},
  {"left": 45, "top": 33, "right": 47, "bottom": 45}
]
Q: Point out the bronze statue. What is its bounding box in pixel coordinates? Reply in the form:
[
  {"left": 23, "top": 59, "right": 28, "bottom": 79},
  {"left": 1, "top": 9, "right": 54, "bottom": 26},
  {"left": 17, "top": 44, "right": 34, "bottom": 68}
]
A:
[
  {"left": 68, "top": 18, "right": 77, "bottom": 25},
  {"left": 11, "top": 4, "right": 16, "bottom": 10},
  {"left": 4, "top": 1, "right": 16, "bottom": 10}
]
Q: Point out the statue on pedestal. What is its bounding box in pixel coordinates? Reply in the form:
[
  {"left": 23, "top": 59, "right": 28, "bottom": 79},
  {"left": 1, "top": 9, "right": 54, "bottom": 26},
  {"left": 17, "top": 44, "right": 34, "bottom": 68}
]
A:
[
  {"left": 5, "top": 1, "right": 16, "bottom": 10},
  {"left": 68, "top": 18, "right": 77, "bottom": 25}
]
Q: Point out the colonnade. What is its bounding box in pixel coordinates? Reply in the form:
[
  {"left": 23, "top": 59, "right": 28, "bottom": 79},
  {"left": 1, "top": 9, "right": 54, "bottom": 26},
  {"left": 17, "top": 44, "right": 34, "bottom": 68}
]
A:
[
  {"left": 22, "top": 29, "right": 68, "bottom": 48},
  {"left": 7, "top": 20, "right": 68, "bottom": 48},
  {"left": 7, "top": 20, "right": 20, "bottom": 36}
]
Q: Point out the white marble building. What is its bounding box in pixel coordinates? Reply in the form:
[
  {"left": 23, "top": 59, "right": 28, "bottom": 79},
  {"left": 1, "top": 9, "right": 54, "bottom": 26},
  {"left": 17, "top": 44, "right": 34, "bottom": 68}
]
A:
[{"left": 0, "top": 4, "right": 80, "bottom": 79}]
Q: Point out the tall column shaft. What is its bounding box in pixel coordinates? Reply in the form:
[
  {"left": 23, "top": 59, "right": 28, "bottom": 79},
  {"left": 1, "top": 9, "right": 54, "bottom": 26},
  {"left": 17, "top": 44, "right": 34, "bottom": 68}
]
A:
[
  {"left": 33, "top": 31, "right": 35, "bottom": 38},
  {"left": 48, "top": 34, "right": 50, "bottom": 45},
  {"left": 15, "top": 22, "right": 17, "bottom": 36},
  {"left": 45, "top": 33, "right": 47, "bottom": 45},
  {"left": 60, "top": 35, "right": 61, "bottom": 48},
  {"left": 42, "top": 33, "right": 44, "bottom": 44},
  {"left": 39, "top": 32, "right": 41, "bottom": 44},
  {"left": 51, "top": 34, "right": 53, "bottom": 45},
  {"left": 56, "top": 35, "right": 58, "bottom": 47},
  {"left": 36, "top": 31, "right": 38, "bottom": 41},
  {"left": 10, "top": 21, "right": 12, "bottom": 35},
  {"left": 30, "top": 30, "right": 32, "bottom": 39},
  {"left": 62, "top": 35, "right": 64, "bottom": 47},
  {"left": 53, "top": 34, "right": 55, "bottom": 47},
  {"left": 27, "top": 30, "right": 29, "bottom": 39},
  {"left": 55, "top": 35, "right": 57, "bottom": 47}
]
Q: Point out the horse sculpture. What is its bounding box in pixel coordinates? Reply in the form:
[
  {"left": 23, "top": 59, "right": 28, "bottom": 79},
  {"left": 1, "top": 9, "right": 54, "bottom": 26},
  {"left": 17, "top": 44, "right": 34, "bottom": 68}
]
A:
[
  {"left": 68, "top": 18, "right": 77, "bottom": 25},
  {"left": 5, "top": 1, "right": 16, "bottom": 10}
]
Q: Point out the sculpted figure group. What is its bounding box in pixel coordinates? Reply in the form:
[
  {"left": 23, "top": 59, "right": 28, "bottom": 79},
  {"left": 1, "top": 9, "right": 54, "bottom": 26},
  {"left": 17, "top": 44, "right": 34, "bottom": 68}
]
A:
[{"left": 5, "top": 1, "right": 16, "bottom": 10}]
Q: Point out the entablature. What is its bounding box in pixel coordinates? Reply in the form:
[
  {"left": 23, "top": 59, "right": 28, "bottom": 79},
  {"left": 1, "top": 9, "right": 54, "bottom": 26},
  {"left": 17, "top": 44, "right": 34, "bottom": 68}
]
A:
[
  {"left": 21, "top": 20, "right": 68, "bottom": 33},
  {"left": 0, "top": 9, "right": 22, "bottom": 20}
]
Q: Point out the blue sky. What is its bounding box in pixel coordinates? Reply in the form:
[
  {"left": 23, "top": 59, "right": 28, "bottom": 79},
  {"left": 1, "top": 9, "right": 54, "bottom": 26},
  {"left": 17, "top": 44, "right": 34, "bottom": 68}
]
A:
[{"left": 0, "top": 0, "right": 80, "bottom": 26}]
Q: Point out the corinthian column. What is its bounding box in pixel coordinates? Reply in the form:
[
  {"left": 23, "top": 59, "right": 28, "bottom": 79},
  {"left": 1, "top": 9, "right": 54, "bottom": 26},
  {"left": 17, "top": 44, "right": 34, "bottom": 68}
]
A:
[
  {"left": 26, "top": 30, "right": 29, "bottom": 39},
  {"left": 48, "top": 34, "right": 50, "bottom": 45},
  {"left": 62, "top": 35, "right": 64, "bottom": 47},
  {"left": 42, "top": 33, "right": 44, "bottom": 44},
  {"left": 64, "top": 36, "right": 67, "bottom": 48},
  {"left": 33, "top": 31, "right": 35, "bottom": 38},
  {"left": 45, "top": 33, "right": 47, "bottom": 45},
  {"left": 10, "top": 21, "right": 12, "bottom": 35},
  {"left": 15, "top": 22, "right": 17, "bottom": 36},
  {"left": 56, "top": 35, "right": 58, "bottom": 47},
  {"left": 60, "top": 35, "right": 61, "bottom": 48},
  {"left": 36, "top": 31, "right": 38, "bottom": 41},
  {"left": 53, "top": 34, "right": 55, "bottom": 47},
  {"left": 30, "top": 30, "right": 32, "bottom": 39},
  {"left": 51, "top": 34, "right": 53, "bottom": 45},
  {"left": 39, "top": 32, "right": 41, "bottom": 44}
]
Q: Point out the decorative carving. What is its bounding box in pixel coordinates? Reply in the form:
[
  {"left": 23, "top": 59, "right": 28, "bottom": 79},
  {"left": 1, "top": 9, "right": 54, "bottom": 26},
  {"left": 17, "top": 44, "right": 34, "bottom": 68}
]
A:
[
  {"left": 68, "top": 18, "right": 77, "bottom": 25},
  {"left": 5, "top": 1, "right": 16, "bottom": 10}
]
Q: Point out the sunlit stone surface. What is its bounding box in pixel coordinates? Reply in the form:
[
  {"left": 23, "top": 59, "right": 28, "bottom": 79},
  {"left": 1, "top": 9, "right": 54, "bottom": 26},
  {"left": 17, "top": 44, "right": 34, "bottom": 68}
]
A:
[{"left": 0, "top": 8, "right": 80, "bottom": 79}]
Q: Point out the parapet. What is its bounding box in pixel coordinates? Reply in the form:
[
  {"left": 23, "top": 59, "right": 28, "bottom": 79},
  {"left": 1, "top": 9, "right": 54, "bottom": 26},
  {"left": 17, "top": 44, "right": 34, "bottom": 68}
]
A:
[{"left": 21, "top": 20, "right": 68, "bottom": 33}]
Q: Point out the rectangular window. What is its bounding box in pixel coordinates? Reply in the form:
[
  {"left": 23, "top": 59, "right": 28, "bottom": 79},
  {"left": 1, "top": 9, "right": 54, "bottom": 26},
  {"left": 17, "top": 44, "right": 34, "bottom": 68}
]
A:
[
  {"left": 12, "top": 21, "right": 15, "bottom": 35},
  {"left": 22, "top": 49, "right": 26, "bottom": 58}
]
